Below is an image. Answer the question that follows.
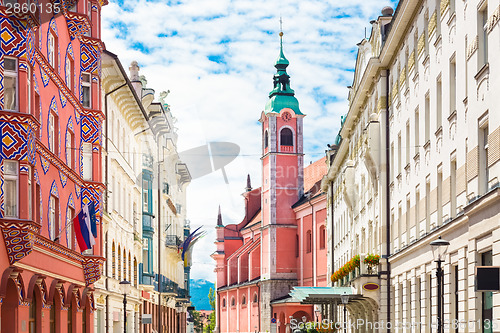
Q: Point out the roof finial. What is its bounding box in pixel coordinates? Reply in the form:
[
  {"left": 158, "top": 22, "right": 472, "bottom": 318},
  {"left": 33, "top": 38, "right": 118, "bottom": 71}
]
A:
[{"left": 245, "top": 174, "right": 252, "bottom": 192}]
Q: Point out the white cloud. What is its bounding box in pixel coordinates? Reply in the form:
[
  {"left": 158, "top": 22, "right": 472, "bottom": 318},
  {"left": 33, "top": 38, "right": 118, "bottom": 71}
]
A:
[{"left": 102, "top": 0, "right": 398, "bottom": 283}]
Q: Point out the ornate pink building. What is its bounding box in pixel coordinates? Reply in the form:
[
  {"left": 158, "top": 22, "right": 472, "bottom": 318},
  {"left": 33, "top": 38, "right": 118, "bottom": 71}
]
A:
[{"left": 212, "top": 39, "right": 328, "bottom": 333}]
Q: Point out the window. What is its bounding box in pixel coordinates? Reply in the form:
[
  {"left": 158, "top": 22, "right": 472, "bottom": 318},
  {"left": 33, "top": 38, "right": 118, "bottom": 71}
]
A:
[
  {"left": 29, "top": 288, "right": 37, "bottom": 333},
  {"left": 142, "top": 179, "right": 150, "bottom": 212},
  {"left": 264, "top": 130, "right": 269, "bottom": 149},
  {"left": 391, "top": 143, "right": 395, "bottom": 179},
  {"left": 295, "top": 234, "right": 299, "bottom": 257},
  {"left": 27, "top": 166, "right": 32, "bottom": 220},
  {"left": 65, "top": 54, "right": 73, "bottom": 90},
  {"left": 134, "top": 257, "right": 138, "bottom": 286},
  {"left": 450, "top": 58, "right": 456, "bottom": 114},
  {"left": 66, "top": 130, "right": 74, "bottom": 169},
  {"left": 27, "top": 65, "right": 31, "bottom": 114},
  {"left": 478, "top": 4, "right": 488, "bottom": 69},
  {"left": 241, "top": 295, "right": 246, "bottom": 305},
  {"left": 397, "top": 133, "right": 402, "bottom": 175},
  {"left": 4, "top": 57, "right": 17, "bottom": 111},
  {"left": 436, "top": 77, "right": 442, "bottom": 130},
  {"left": 48, "top": 31, "right": 56, "bottom": 68},
  {"left": 49, "top": 195, "right": 59, "bottom": 242},
  {"left": 406, "top": 122, "right": 410, "bottom": 166},
  {"left": 414, "top": 108, "right": 420, "bottom": 155},
  {"left": 425, "top": 178, "right": 431, "bottom": 232},
  {"left": 231, "top": 297, "right": 235, "bottom": 307},
  {"left": 67, "top": 207, "right": 74, "bottom": 250},
  {"left": 49, "top": 111, "right": 59, "bottom": 155},
  {"left": 280, "top": 128, "right": 293, "bottom": 146},
  {"left": 306, "top": 230, "right": 312, "bottom": 253},
  {"left": 415, "top": 188, "right": 420, "bottom": 233},
  {"left": 81, "top": 73, "right": 91, "bottom": 108},
  {"left": 437, "top": 169, "right": 443, "bottom": 227},
  {"left": 112, "top": 242, "right": 116, "bottom": 278},
  {"left": 222, "top": 298, "right": 226, "bottom": 308},
  {"left": 406, "top": 195, "right": 410, "bottom": 243},
  {"left": 482, "top": 251, "right": 493, "bottom": 332},
  {"left": 142, "top": 238, "right": 149, "bottom": 272},
  {"left": 425, "top": 94, "right": 430, "bottom": 142},
  {"left": 479, "top": 124, "right": 489, "bottom": 195},
  {"left": 82, "top": 142, "right": 92, "bottom": 180},
  {"left": 4, "top": 160, "right": 18, "bottom": 217},
  {"left": 319, "top": 225, "right": 326, "bottom": 249},
  {"left": 450, "top": 158, "right": 457, "bottom": 218},
  {"left": 128, "top": 252, "right": 132, "bottom": 282}
]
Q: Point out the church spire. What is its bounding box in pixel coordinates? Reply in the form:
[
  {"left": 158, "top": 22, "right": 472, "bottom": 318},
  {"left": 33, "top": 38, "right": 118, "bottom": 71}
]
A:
[
  {"left": 264, "top": 27, "right": 303, "bottom": 115},
  {"left": 216, "top": 205, "right": 223, "bottom": 226},
  {"left": 245, "top": 174, "right": 252, "bottom": 192}
]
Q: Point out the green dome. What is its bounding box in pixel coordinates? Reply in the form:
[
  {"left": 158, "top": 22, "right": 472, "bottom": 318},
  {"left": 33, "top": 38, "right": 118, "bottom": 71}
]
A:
[{"left": 264, "top": 94, "right": 302, "bottom": 115}]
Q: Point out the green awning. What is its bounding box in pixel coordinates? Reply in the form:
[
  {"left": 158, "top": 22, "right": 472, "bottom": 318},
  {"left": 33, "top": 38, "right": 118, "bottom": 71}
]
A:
[{"left": 289, "top": 287, "right": 355, "bottom": 304}]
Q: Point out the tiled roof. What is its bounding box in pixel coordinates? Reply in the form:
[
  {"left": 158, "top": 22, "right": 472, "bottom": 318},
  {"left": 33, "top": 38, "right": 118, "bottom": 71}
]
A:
[{"left": 303, "top": 156, "right": 327, "bottom": 192}]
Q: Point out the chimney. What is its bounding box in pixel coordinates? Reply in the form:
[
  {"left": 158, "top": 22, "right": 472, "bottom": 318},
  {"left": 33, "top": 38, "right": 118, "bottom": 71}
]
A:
[{"left": 129, "top": 61, "right": 143, "bottom": 98}]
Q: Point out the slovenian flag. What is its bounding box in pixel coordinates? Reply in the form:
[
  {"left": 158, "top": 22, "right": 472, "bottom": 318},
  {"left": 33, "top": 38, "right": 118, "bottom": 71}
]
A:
[{"left": 73, "top": 202, "right": 97, "bottom": 251}]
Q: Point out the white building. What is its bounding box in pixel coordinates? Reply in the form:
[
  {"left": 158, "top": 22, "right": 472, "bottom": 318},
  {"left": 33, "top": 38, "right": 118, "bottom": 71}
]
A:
[
  {"left": 96, "top": 51, "right": 191, "bottom": 333},
  {"left": 324, "top": 0, "right": 500, "bottom": 331}
]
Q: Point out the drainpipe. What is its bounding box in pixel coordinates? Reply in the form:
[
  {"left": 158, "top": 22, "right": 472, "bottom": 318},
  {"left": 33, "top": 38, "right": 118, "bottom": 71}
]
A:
[
  {"left": 158, "top": 145, "right": 163, "bottom": 333},
  {"left": 385, "top": 69, "right": 391, "bottom": 332},
  {"left": 330, "top": 179, "right": 335, "bottom": 324},
  {"left": 257, "top": 282, "right": 261, "bottom": 332},
  {"left": 307, "top": 196, "right": 315, "bottom": 286}
]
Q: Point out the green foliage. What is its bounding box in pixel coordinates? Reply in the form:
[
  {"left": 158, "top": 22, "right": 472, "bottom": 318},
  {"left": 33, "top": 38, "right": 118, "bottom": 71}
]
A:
[
  {"left": 204, "top": 287, "right": 216, "bottom": 333},
  {"left": 191, "top": 310, "right": 203, "bottom": 333}
]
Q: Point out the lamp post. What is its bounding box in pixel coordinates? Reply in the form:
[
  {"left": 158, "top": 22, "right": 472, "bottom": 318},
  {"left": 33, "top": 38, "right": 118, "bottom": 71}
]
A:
[
  {"left": 340, "top": 293, "right": 349, "bottom": 333},
  {"left": 430, "top": 236, "right": 450, "bottom": 333},
  {"left": 119, "top": 280, "right": 131, "bottom": 333}
]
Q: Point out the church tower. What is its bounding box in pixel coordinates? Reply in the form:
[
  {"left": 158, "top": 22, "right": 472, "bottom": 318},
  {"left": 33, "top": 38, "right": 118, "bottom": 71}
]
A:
[{"left": 259, "top": 32, "right": 305, "bottom": 330}]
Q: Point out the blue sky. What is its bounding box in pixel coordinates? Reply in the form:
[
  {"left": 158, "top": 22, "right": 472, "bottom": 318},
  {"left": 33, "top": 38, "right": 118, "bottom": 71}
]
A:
[{"left": 102, "top": 0, "right": 398, "bottom": 282}]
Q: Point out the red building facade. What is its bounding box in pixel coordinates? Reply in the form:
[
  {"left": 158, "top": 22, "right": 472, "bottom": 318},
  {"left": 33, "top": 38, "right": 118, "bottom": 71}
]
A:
[
  {"left": 0, "top": 1, "right": 106, "bottom": 331},
  {"left": 213, "top": 39, "right": 328, "bottom": 333}
]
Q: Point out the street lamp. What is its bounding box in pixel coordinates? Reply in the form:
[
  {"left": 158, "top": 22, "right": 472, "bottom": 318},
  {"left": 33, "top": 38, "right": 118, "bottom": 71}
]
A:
[
  {"left": 430, "top": 236, "right": 450, "bottom": 333},
  {"left": 119, "top": 280, "right": 131, "bottom": 333},
  {"left": 340, "top": 293, "right": 349, "bottom": 333}
]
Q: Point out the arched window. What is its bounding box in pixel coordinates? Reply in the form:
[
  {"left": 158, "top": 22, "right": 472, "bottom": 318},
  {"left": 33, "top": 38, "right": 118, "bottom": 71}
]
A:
[
  {"left": 134, "top": 257, "right": 138, "bottom": 286},
  {"left": 264, "top": 130, "right": 269, "bottom": 149},
  {"left": 122, "top": 249, "right": 126, "bottom": 282},
  {"left": 112, "top": 242, "right": 116, "bottom": 279},
  {"left": 319, "top": 225, "right": 326, "bottom": 249},
  {"left": 128, "top": 252, "right": 132, "bottom": 282},
  {"left": 242, "top": 295, "right": 246, "bottom": 305},
  {"left": 253, "top": 293, "right": 258, "bottom": 303},
  {"left": 222, "top": 298, "right": 226, "bottom": 308},
  {"left": 231, "top": 297, "right": 235, "bottom": 307},
  {"left": 280, "top": 128, "right": 293, "bottom": 146},
  {"left": 29, "top": 288, "right": 37, "bottom": 333},
  {"left": 49, "top": 296, "right": 56, "bottom": 333},
  {"left": 306, "top": 230, "right": 312, "bottom": 253},
  {"left": 118, "top": 245, "right": 121, "bottom": 281}
]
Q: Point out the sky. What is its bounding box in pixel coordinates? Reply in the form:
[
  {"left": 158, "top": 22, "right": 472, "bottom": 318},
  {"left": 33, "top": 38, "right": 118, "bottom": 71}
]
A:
[{"left": 101, "top": 0, "right": 397, "bottom": 283}]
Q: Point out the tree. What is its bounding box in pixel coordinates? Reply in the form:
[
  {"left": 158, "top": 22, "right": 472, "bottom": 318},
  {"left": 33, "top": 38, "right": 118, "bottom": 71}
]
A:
[
  {"left": 191, "top": 310, "right": 203, "bottom": 333},
  {"left": 204, "top": 286, "right": 216, "bottom": 333}
]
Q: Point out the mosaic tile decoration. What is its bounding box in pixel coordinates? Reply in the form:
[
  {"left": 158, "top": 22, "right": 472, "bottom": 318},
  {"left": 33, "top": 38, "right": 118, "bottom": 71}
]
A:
[
  {"left": 0, "top": 220, "right": 37, "bottom": 265},
  {"left": 59, "top": 171, "right": 68, "bottom": 188},
  {"left": 39, "top": 66, "right": 49, "bottom": 87},
  {"left": 0, "top": 118, "right": 33, "bottom": 162},
  {"left": 80, "top": 43, "right": 98, "bottom": 74},
  {"left": 82, "top": 256, "right": 104, "bottom": 286},
  {"left": 0, "top": 58, "right": 4, "bottom": 108},
  {"left": 0, "top": 164, "right": 4, "bottom": 218},
  {"left": 75, "top": 184, "right": 81, "bottom": 198},
  {"left": 65, "top": 13, "right": 91, "bottom": 40},
  {"left": 81, "top": 116, "right": 100, "bottom": 144},
  {"left": 33, "top": 72, "right": 39, "bottom": 94},
  {"left": 27, "top": 29, "right": 35, "bottom": 67},
  {"left": 0, "top": 17, "right": 27, "bottom": 58},
  {"left": 59, "top": 90, "right": 67, "bottom": 108}
]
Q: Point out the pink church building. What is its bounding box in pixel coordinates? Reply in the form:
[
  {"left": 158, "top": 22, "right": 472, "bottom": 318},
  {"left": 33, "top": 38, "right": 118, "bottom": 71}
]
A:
[{"left": 212, "top": 38, "right": 328, "bottom": 333}]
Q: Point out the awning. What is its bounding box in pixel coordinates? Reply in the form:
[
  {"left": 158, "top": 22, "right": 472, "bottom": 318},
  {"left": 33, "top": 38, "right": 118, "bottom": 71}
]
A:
[{"left": 289, "top": 287, "right": 355, "bottom": 304}]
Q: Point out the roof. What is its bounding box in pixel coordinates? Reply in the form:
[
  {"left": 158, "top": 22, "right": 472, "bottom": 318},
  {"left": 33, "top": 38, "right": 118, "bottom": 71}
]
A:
[
  {"left": 289, "top": 287, "right": 355, "bottom": 304},
  {"left": 241, "top": 210, "right": 262, "bottom": 230},
  {"left": 303, "top": 157, "right": 327, "bottom": 192}
]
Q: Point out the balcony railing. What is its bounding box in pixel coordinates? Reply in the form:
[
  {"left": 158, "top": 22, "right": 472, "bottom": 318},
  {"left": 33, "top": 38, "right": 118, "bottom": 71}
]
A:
[
  {"left": 165, "top": 235, "right": 181, "bottom": 247},
  {"left": 177, "top": 288, "right": 189, "bottom": 299}
]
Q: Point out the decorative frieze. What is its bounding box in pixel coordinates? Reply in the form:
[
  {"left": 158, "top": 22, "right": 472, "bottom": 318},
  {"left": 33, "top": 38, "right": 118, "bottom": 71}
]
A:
[
  {"left": 428, "top": 12, "right": 438, "bottom": 36},
  {"left": 377, "top": 97, "right": 387, "bottom": 113},
  {"left": 440, "top": 0, "right": 450, "bottom": 16},
  {"left": 486, "top": 6, "right": 500, "bottom": 33},
  {"left": 417, "top": 33, "right": 425, "bottom": 56},
  {"left": 408, "top": 51, "right": 415, "bottom": 72}
]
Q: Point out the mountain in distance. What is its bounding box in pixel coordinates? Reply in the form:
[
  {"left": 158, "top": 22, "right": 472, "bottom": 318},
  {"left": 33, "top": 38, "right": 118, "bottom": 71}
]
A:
[{"left": 189, "top": 279, "right": 215, "bottom": 310}]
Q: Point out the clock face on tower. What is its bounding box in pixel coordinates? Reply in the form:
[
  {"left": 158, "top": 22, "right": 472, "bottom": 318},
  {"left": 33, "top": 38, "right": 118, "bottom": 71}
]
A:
[{"left": 281, "top": 112, "right": 292, "bottom": 122}]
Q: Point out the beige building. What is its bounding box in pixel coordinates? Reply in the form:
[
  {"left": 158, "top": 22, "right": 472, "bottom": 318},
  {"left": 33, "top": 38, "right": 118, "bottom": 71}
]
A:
[
  {"left": 96, "top": 51, "right": 191, "bottom": 333},
  {"left": 324, "top": 0, "right": 500, "bottom": 331}
]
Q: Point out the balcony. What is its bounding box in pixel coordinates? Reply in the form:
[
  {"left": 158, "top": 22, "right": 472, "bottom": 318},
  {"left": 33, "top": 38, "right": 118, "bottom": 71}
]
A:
[
  {"left": 142, "top": 214, "right": 154, "bottom": 234},
  {"left": 165, "top": 235, "right": 181, "bottom": 247},
  {"left": 160, "top": 278, "right": 178, "bottom": 295},
  {"left": 177, "top": 288, "right": 189, "bottom": 300}
]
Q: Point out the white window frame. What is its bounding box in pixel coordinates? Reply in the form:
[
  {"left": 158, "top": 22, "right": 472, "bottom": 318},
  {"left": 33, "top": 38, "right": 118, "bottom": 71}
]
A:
[
  {"left": 65, "top": 54, "right": 73, "bottom": 90},
  {"left": 82, "top": 142, "right": 93, "bottom": 180},
  {"left": 142, "top": 238, "right": 149, "bottom": 272},
  {"left": 4, "top": 160, "right": 19, "bottom": 218},
  {"left": 4, "top": 57, "right": 18, "bottom": 111},
  {"left": 48, "top": 32, "right": 56, "bottom": 68},
  {"left": 49, "top": 195, "right": 57, "bottom": 240},
  {"left": 28, "top": 166, "right": 32, "bottom": 220},
  {"left": 49, "top": 111, "right": 57, "bottom": 154},
  {"left": 66, "top": 130, "right": 74, "bottom": 169},
  {"left": 81, "top": 72, "right": 91, "bottom": 108},
  {"left": 27, "top": 65, "right": 31, "bottom": 114}
]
